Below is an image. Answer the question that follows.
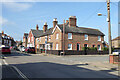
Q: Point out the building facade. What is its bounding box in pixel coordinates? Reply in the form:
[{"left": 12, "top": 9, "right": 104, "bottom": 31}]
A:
[
  {"left": 36, "top": 16, "right": 105, "bottom": 52},
  {"left": 23, "top": 33, "right": 28, "bottom": 47},
  {"left": 112, "top": 36, "right": 120, "bottom": 48},
  {"left": 27, "top": 25, "right": 43, "bottom": 47},
  {"left": 1, "top": 31, "right": 16, "bottom": 47}
]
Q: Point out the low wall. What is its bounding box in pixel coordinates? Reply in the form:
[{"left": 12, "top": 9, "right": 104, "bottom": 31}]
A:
[{"left": 46, "top": 50, "right": 109, "bottom": 55}]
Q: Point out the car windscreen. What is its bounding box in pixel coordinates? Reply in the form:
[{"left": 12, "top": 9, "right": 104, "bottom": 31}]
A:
[
  {"left": 2, "top": 47, "right": 9, "bottom": 49},
  {"left": 29, "top": 47, "right": 35, "bottom": 49}
]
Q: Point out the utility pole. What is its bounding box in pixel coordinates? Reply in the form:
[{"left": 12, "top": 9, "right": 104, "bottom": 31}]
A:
[
  {"left": 62, "top": 20, "right": 65, "bottom": 55},
  {"left": 107, "top": 0, "right": 112, "bottom": 55}
]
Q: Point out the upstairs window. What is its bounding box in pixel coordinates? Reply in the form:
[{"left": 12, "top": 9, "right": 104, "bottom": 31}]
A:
[
  {"left": 98, "top": 36, "right": 101, "bottom": 41},
  {"left": 56, "top": 33, "right": 59, "bottom": 39},
  {"left": 68, "top": 33, "right": 72, "bottom": 39},
  {"left": 68, "top": 44, "right": 72, "bottom": 50},
  {"left": 84, "top": 34, "right": 88, "bottom": 40}
]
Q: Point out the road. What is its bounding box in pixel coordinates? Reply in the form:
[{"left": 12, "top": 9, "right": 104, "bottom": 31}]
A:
[{"left": 1, "top": 51, "right": 119, "bottom": 80}]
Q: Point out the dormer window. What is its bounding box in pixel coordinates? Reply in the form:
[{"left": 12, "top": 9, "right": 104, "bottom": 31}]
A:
[{"left": 84, "top": 34, "right": 88, "bottom": 40}]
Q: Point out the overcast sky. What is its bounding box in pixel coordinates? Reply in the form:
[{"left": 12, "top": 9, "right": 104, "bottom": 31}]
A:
[{"left": 0, "top": 2, "right": 118, "bottom": 42}]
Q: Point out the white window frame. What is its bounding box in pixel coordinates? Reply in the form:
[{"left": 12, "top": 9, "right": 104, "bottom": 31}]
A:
[
  {"left": 68, "top": 44, "right": 72, "bottom": 50},
  {"left": 84, "top": 34, "right": 88, "bottom": 40},
  {"left": 56, "top": 43, "right": 58, "bottom": 50},
  {"left": 98, "top": 36, "right": 101, "bottom": 41},
  {"left": 56, "top": 33, "right": 59, "bottom": 39},
  {"left": 68, "top": 33, "right": 72, "bottom": 39},
  {"left": 28, "top": 37, "right": 30, "bottom": 43}
]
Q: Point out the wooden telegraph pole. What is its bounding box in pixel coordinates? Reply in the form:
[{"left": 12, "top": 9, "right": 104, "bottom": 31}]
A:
[
  {"left": 62, "top": 20, "right": 65, "bottom": 55},
  {"left": 107, "top": 0, "right": 112, "bottom": 55}
]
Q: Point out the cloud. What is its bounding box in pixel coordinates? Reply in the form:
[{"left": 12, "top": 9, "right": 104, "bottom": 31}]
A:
[
  {"left": 3, "top": 2, "right": 33, "bottom": 12},
  {"left": 0, "top": 16, "right": 16, "bottom": 26},
  {"left": 0, "top": 16, "right": 8, "bottom": 25}
]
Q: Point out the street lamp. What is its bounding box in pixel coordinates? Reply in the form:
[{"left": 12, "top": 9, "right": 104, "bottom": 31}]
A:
[{"left": 97, "top": 0, "right": 112, "bottom": 56}]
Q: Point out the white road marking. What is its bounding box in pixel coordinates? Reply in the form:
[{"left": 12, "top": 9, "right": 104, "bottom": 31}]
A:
[
  {"left": 12, "top": 66, "right": 29, "bottom": 80},
  {"left": 2, "top": 59, "right": 29, "bottom": 80},
  {"left": 3, "top": 59, "right": 8, "bottom": 65}
]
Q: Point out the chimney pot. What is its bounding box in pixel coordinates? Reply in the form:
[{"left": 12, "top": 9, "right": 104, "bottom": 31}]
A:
[
  {"left": 66, "top": 20, "right": 69, "bottom": 24},
  {"left": 2, "top": 31, "right": 4, "bottom": 34}
]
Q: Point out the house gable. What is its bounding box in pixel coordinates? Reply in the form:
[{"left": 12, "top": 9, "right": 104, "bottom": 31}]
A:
[{"left": 52, "top": 25, "right": 61, "bottom": 34}]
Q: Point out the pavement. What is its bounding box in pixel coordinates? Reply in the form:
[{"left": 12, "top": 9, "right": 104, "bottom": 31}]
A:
[{"left": 1, "top": 50, "right": 120, "bottom": 79}]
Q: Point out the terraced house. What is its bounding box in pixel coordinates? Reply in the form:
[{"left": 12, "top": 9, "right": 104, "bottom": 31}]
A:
[
  {"left": 35, "top": 16, "right": 105, "bottom": 53},
  {"left": 0, "top": 31, "right": 16, "bottom": 47}
]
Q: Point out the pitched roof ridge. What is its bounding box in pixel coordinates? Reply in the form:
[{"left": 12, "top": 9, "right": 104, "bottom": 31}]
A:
[
  {"left": 112, "top": 36, "right": 120, "bottom": 41},
  {"left": 77, "top": 26, "right": 99, "bottom": 31}
]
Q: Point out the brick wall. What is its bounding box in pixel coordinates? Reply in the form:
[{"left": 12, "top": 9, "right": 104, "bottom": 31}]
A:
[
  {"left": 28, "top": 30, "right": 34, "bottom": 47},
  {"left": 46, "top": 50, "right": 108, "bottom": 55},
  {"left": 63, "top": 33, "right": 104, "bottom": 50}
]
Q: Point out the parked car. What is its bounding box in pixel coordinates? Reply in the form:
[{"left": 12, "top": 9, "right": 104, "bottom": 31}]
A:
[
  {"left": 18, "top": 46, "right": 25, "bottom": 52},
  {"left": 25, "top": 47, "right": 35, "bottom": 53},
  {"left": 2, "top": 47, "right": 11, "bottom": 54},
  {"left": 112, "top": 49, "right": 120, "bottom": 55}
]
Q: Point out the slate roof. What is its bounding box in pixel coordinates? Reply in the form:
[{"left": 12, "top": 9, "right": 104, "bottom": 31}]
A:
[
  {"left": 31, "top": 29, "right": 43, "bottom": 38},
  {"left": 36, "top": 28, "right": 54, "bottom": 37},
  {"left": 112, "top": 36, "right": 120, "bottom": 41},
  {"left": 35, "top": 22, "right": 104, "bottom": 38},
  {"left": 58, "top": 23, "right": 105, "bottom": 36}
]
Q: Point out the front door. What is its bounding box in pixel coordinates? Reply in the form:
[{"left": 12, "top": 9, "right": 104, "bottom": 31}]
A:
[{"left": 77, "top": 43, "right": 80, "bottom": 50}]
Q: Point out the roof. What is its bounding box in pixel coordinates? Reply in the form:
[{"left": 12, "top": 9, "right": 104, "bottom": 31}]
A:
[
  {"left": 112, "top": 36, "right": 120, "bottom": 41},
  {"left": 57, "top": 23, "right": 105, "bottom": 36},
  {"left": 36, "top": 28, "right": 54, "bottom": 37},
  {"left": 31, "top": 29, "right": 43, "bottom": 38},
  {"left": 24, "top": 33, "right": 28, "bottom": 38}
]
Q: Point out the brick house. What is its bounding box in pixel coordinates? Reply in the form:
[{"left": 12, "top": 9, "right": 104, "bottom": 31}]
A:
[
  {"left": 112, "top": 36, "right": 120, "bottom": 48},
  {"left": 1, "top": 31, "right": 16, "bottom": 47},
  {"left": 23, "top": 33, "right": 28, "bottom": 47},
  {"left": 27, "top": 24, "right": 43, "bottom": 47},
  {"left": 36, "top": 16, "right": 105, "bottom": 53}
]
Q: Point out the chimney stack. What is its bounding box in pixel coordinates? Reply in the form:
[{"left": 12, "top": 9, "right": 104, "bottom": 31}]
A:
[
  {"left": 2, "top": 31, "right": 4, "bottom": 34},
  {"left": 66, "top": 20, "right": 69, "bottom": 24},
  {"left": 69, "top": 16, "right": 77, "bottom": 27},
  {"left": 53, "top": 18, "right": 58, "bottom": 28},
  {"left": 43, "top": 22, "right": 48, "bottom": 32},
  {"left": 36, "top": 24, "right": 39, "bottom": 30}
]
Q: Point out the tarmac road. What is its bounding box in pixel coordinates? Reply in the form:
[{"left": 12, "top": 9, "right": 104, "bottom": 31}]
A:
[{"left": 2, "top": 51, "right": 119, "bottom": 80}]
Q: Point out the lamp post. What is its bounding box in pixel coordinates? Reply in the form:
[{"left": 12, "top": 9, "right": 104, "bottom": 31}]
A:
[{"left": 97, "top": 0, "right": 112, "bottom": 55}]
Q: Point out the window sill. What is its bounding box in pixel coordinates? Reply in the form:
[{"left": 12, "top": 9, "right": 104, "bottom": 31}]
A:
[{"left": 68, "top": 39, "right": 72, "bottom": 40}]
